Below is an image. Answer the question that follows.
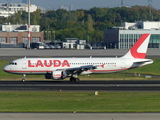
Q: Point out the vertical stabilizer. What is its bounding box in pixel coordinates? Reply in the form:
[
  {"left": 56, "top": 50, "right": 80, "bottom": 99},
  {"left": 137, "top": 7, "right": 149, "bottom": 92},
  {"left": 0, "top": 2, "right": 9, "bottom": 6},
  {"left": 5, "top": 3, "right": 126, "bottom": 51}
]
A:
[{"left": 122, "top": 34, "right": 150, "bottom": 59}]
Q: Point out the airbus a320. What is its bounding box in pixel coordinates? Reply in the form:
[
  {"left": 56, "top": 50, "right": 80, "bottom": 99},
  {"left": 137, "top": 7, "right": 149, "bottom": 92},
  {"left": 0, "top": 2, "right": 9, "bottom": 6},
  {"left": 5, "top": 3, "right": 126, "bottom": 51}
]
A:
[{"left": 4, "top": 34, "right": 153, "bottom": 82}]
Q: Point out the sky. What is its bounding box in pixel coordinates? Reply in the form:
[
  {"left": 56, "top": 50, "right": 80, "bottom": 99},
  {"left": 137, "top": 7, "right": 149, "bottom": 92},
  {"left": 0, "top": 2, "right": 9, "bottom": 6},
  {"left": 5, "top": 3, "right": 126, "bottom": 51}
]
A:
[{"left": 4, "top": 0, "right": 160, "bottom": 10}]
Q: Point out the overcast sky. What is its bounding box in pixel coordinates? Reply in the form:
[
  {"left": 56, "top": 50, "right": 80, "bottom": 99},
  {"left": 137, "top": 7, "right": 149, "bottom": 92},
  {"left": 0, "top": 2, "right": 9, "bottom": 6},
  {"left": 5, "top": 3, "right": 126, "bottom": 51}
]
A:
[{"left": 5, "top": 0, "right": 160, "bottom": 10}]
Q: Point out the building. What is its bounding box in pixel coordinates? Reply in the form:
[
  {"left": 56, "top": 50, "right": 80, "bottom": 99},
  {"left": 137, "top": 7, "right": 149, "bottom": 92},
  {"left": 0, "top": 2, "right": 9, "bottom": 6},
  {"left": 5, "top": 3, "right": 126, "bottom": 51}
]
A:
[
  {"left": 0, "top": 3, "right": 37, "bottom": 17},
  {"left": 60, "top": 5, "right": 74, "bottom": 11},
  {"left": 60, "top": 5, "right": 69, "bottom": 11},
  {"left": 104, "top": 21, "right": 160, "bottom": 49},
  {"left": 0, "top": 24, "right": 43, "bottom": 47},
  {"left": 1, "top": 23, "right": 40, "bottom": 32},
  {"left": 69, "top": 5, "right": 74, "bottom": 11},
  {"left": 62, "top": 38, "right": 86, "bottom": 49}
]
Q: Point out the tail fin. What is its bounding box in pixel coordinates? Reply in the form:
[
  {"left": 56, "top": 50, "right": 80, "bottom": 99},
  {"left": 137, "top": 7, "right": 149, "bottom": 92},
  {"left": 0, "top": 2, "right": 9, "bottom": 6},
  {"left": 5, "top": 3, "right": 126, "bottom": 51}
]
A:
[{"left": 122, "top": 34, "right": 150, "bottom": 59}]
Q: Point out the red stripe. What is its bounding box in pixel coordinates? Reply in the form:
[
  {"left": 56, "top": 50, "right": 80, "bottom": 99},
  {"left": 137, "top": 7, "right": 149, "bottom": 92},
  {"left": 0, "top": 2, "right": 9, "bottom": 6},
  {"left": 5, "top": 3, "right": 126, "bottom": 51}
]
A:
[{"left": 4, "top": 66, "right": 140, "bottom": 74}]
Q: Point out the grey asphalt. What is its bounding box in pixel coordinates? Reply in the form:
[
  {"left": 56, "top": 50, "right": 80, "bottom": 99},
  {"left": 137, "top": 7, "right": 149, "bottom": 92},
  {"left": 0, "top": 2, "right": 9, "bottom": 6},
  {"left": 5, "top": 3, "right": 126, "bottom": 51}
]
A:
[
  {"left": 0, "top": 49, "right": 159, "bottom": 57},
  {"left": 1, "top": 113, "right": 160, "bottom": 120},
  {"left": 1, "top": 80, "right": 160, "bottom": 91}
]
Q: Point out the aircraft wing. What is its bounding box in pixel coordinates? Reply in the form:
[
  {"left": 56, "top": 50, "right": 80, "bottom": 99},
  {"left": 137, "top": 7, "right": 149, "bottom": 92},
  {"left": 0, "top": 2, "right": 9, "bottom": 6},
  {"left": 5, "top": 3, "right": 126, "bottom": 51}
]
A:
[{"left": 65, "top": 65, "right": 98, "bottom": 75}]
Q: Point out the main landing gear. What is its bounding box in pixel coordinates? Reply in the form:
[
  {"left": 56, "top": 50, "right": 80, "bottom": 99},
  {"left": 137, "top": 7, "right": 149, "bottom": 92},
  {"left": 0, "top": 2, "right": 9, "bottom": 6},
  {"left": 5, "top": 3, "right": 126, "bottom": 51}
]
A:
[
  {"left": 22, "top": 74, "right": 26, "bottom": 82},
  {"left": 70, "top": 77, "right": 80, "bottom": 83}
]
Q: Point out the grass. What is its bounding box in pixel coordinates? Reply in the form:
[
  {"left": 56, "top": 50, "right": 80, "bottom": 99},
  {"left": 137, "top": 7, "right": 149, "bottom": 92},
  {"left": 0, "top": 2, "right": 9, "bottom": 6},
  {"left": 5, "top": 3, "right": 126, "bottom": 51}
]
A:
[{"left": 0, "top": 91, "right": 160, "bottom": 113}]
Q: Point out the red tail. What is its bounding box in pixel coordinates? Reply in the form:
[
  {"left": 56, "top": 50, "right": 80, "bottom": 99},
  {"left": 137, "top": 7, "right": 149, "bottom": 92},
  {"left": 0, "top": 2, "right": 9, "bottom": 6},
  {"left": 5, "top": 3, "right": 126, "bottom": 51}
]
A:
[{"left": 122, "top": 34, "right": 150, "bottom": 59}]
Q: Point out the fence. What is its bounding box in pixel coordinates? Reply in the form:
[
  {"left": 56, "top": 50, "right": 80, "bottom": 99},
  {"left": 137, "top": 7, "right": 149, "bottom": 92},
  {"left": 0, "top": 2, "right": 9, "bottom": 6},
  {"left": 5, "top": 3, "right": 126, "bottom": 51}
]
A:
[{"left": 0, "top": 43, "right": 24, "bottom": 48}]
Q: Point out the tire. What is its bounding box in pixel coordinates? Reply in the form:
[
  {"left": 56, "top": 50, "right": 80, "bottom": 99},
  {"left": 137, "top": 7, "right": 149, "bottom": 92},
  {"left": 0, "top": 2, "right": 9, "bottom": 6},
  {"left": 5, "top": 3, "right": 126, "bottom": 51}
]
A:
[
  {"left": 74, "top": 78, "right": 80, "bottom": 83},
  {"left": 70, "top": 77, "right": 74, "bottom": 82},
  {"left": 22, "top": 78, "right": 25, "bottom": 82}
]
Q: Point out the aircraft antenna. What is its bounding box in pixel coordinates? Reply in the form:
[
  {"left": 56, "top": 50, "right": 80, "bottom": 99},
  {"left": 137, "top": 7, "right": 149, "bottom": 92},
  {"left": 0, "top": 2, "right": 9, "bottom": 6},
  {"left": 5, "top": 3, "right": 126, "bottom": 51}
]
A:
[{"left": 148, "top": 0, "right": 153, "bottom": 16}]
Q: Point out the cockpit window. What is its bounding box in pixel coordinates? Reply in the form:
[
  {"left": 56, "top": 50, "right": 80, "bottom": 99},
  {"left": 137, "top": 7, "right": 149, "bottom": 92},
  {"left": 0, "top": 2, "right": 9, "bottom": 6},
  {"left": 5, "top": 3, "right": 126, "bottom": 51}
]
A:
[{"left": 9, "top": 62, "right": 17, "bottom": 65}]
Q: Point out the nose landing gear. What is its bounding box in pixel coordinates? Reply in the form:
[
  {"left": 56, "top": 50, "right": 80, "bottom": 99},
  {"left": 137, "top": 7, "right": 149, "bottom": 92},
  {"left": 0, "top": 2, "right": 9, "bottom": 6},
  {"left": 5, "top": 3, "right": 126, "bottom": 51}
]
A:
[{"left": 22, "top": 74, "right": 26, "bottom": 82}]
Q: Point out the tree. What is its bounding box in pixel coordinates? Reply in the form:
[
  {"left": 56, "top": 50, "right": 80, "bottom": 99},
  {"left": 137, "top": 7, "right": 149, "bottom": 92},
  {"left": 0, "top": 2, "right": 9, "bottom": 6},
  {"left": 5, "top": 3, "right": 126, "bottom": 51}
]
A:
[
  {"left": 31, "top": 9, "right": 41, "bottom": 25},
  {"left": 87, "top": 14, "right": 94, "bottom": 32}
]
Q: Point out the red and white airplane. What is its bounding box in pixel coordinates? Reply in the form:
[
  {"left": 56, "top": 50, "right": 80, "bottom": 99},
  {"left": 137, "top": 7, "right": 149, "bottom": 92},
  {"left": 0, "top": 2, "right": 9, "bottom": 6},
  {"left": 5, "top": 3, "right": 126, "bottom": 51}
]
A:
[{"left": 4, "top": 34, "right": 153, "bottom": 82}]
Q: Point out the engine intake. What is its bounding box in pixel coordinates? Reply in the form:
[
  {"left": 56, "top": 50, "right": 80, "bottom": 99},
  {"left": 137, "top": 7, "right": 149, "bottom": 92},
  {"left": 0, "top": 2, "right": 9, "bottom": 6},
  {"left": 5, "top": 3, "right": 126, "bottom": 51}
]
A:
[{"left": 45, "top": 70, "right": 67, "bottom": 80}]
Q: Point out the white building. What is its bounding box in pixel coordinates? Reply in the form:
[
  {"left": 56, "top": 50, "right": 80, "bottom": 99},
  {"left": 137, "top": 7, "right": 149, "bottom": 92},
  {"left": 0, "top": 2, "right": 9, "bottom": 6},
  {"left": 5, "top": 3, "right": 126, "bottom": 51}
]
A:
[
  {"left": 1, "top": 23, "right": 40, "bottom": 32},
  {"left": 0, "top": 3, "right": 37, "bottom": 17},
  {"left": 104, "top": 21, "right": 160, "bottom": 49},
  {"left": 121, "top": 21, "right": 160, "bottom": 30},
  {"left": 60, "top": 5, "right": 69, "bottom": 11},
  {"left": 60, "top": 5, "right": 74, "bottom": 11},
  {"left": 70, "top": 5, "right": 74, "bottom": 11}
]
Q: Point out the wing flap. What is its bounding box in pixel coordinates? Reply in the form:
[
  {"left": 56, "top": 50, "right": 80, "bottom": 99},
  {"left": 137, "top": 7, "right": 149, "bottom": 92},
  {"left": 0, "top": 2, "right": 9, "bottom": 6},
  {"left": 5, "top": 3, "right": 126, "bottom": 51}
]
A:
[{"left": 65, "top": 65, "right": 98, "bottom": 75}]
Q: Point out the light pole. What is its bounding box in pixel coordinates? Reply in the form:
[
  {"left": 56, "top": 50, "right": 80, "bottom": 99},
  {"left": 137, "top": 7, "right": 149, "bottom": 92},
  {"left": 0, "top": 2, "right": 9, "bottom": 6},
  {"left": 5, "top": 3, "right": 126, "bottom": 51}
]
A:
[
  {"left": 27, "top": 0, "right": 31, "bottom": 49},
  {"left": 121, "top": 0, "right": 123, "bottom": 6},
  {"left": 148, "top": 0, "right": 153, "bottom": 16}
]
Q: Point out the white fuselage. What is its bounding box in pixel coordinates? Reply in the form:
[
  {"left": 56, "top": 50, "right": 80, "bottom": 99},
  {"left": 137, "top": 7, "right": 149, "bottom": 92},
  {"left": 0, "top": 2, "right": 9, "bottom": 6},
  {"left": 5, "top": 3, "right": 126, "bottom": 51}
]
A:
[{"left": 3, "top": 57, "right": 153, "bottom": 75}]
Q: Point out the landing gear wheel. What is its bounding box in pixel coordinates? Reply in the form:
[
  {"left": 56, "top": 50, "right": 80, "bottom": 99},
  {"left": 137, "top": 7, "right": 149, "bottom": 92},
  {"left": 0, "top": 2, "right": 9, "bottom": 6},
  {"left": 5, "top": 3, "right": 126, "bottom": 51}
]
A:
[
  {"left": 22, "top": 74, "right": 26, "bottom": 82},
  {"left": 74, "top": 78, "right": 80, "bottom": 83},
  {"left": 22, "top": 78, "right": 25, "bottom": 82},
  {"left": 70, "top": 77, "right": 80, "bottom": 82},
  {"left": 70, "top": 77, "right": 75, "bottom": 82}
]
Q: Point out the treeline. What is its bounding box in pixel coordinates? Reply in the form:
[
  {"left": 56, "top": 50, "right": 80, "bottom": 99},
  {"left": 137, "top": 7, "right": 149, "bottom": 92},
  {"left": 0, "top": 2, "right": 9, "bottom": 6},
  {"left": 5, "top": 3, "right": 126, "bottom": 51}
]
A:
[{"left": 1, "top": 5, "right": 160, "bottom": 42}]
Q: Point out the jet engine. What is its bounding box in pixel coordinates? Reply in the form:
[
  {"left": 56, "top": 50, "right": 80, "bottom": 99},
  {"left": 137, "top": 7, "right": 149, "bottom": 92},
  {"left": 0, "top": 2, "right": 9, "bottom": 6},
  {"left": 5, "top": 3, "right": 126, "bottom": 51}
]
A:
[{"left": 45, "top": 71, "right": 67, "bottom": 80}]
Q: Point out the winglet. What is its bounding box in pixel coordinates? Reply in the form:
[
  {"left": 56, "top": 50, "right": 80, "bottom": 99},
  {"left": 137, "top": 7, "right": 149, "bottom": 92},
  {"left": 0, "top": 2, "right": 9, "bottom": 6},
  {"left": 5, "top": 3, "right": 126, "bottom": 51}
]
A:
[{"left": 122, "top": 34, "right": 150, "bottom": 59}]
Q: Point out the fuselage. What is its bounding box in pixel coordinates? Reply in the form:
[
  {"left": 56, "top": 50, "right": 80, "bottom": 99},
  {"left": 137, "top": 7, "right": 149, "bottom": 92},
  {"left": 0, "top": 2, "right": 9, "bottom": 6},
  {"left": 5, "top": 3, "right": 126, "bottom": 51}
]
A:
[{"left": 3, "top": 57, "right": 153, "bottom": 75}]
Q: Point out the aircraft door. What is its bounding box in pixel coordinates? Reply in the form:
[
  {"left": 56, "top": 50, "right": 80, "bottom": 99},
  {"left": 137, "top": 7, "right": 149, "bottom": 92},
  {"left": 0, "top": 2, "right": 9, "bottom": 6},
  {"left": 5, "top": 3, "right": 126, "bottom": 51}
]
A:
[
  {"left": 22, "top": 59, "right": 27, "bottom": 69},
  {"left": 121, "top": 59, "right": 125, "bottom": 68}
]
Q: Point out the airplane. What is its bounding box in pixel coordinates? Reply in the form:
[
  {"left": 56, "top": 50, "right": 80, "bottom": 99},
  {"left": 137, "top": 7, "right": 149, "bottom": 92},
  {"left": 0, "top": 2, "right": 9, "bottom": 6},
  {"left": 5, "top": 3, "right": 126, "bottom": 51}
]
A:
[{"left": 3, "top": 33, "right": 153, "bottom": 82}]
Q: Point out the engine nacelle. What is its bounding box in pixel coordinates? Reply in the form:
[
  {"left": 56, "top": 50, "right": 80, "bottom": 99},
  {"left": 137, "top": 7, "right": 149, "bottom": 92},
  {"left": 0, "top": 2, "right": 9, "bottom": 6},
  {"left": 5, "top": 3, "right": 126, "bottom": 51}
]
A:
[{"left": 45, "top": 71, "right": 67, "bottom": 80}]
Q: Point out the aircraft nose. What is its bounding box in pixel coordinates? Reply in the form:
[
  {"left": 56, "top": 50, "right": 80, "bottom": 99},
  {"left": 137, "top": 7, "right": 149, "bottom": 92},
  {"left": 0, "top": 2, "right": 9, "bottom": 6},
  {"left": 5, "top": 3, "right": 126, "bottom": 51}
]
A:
[{"left": 3, "top": 65, "right": 10, "bottom": 73}]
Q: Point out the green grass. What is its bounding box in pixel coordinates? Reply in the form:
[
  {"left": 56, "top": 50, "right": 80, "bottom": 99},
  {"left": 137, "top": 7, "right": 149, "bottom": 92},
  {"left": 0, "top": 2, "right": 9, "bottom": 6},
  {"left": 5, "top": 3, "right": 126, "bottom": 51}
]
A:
[{"left": 0, "top": 91, "right": 160, "bottom": 113}]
